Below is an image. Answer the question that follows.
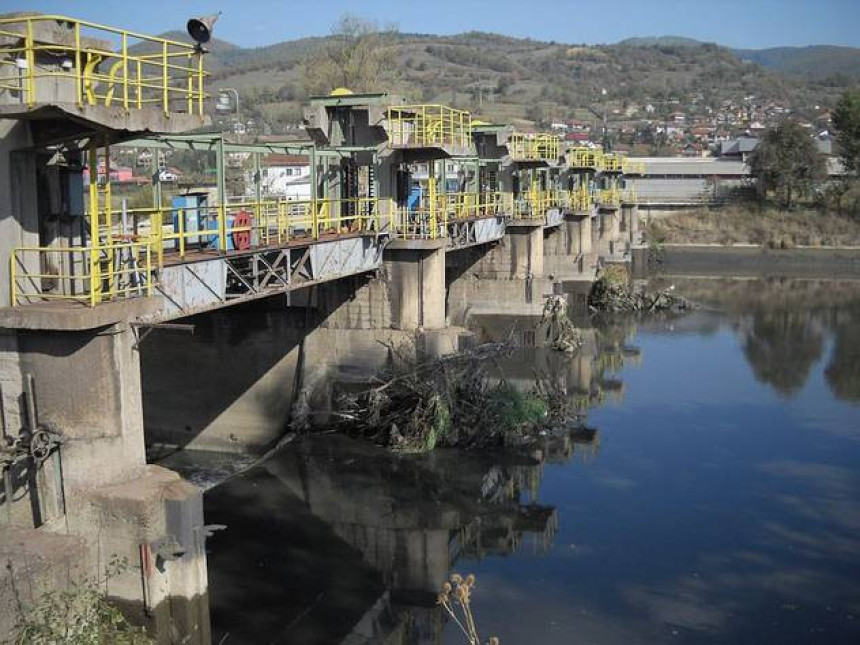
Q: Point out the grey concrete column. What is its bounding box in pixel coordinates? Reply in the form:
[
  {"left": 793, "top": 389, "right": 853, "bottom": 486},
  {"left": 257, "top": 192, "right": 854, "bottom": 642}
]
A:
[
  {"left": 597, "top": 207, "right": 621, "bottom": 257},
  {"left": 506, "top": 222, "right": 544, "bottom": 279},
  {"left": 578, "top": 212, "right": 593, "bottom": 255},
  {"left": 622, "top": 202, "right": 639, "bottom": 247},
  {"left": 385, "top": 239, "right": 447, "bottom": 330},
  {"left": 629, "top": 203, "right": 640, "bottom": 244}
]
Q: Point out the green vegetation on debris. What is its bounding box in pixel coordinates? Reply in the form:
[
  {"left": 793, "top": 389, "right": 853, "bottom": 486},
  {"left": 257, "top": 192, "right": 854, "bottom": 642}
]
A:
[
  {"left": 330, "top": 342, "right": 572, "bottom": 453},
  {"left": 589, "top": 264, "right": 692, "bottom": 313}
]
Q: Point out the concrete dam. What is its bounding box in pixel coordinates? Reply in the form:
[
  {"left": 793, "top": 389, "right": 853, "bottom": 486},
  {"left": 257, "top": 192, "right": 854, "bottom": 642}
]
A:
[{"left": 0, "top": 13, "right": 643, "bottom": 642}]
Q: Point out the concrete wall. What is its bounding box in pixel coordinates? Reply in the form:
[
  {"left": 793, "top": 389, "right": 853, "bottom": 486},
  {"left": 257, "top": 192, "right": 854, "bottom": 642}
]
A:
[
  {"left": 141, "top": 282, "right": 422, "bottom": 453},
  {"left": 543, "top": 216, "right": 590, "bottom": 279},
  {"left": 0, "top": 120, "right": 38, "bottom": 308},
  {"left": 445, "top": 226, "right": 543, "bottom": 282},
  {"left": 1, "top": 316, "right": 210, "bottom": 643},
  {"left": 142, "top": 304, "right": 307, "bottom": 453},
  {"left": 0, "top": 527, "right": 88, "bottom": 638},
  {"left": 71, "top": 465, "right": 211, "bottom": 644},
  {"left": 507, "top": 224, "right": 544, "bottom": 279},
  {"left": 596, "top": 208, "right": 624, "bottom": 259},
  {"left": 11, "top": 322, "right": 146, "bottom": 493}
]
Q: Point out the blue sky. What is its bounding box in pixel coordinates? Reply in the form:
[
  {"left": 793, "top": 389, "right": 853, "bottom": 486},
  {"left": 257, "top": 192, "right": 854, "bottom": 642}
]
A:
[{"left": 10, "top": 0, "right": 860, "bottom": 49}]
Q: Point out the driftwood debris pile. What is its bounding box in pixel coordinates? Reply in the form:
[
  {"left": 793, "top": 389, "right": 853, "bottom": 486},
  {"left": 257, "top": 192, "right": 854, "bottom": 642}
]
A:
[
  {"left": 589, "top": 266, "right": 693, "bottom": 314},
  {"left": 541, "top": 295, "right": 582, "bottom": 353},
  {"left": 332, "top": 342, "right": 573, "bottom": 453}
]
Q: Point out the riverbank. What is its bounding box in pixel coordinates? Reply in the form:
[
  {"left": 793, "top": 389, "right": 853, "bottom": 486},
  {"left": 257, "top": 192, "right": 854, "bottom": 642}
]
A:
[
  {"left": 655, "top": 244, "right": 860, "bottom": 278},
  {"left": 647, "top": 207, "right": 860, "bottom": 248}
]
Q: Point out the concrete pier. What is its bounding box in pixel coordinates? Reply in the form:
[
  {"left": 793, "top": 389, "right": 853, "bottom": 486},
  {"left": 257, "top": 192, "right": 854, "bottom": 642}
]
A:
[
  {"left": 622, "top": 201, "right": 640, "bottom": 247},
  {"left": 507, "top": 221, "right": 545, "bottom": 279},
  {"left": 385, "top": 239, "right": 447, "bottom": 330}
]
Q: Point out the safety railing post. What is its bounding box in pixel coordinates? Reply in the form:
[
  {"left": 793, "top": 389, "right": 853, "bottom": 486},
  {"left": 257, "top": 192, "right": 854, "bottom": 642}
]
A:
[
  {"left": 145, "top": 244, "right": 153, "bottom": 297},
  {"left": 197, "top": 54, "right": 204, "bottom": 116},
  {"left": 277, "top": 201, "right": 286, "bottom": 244},
  {"left": 88, "top": 146, "right": 100, "bottom": 304},
  {"left": 136, "top": 59, "right": 142, "bottom": 109},
  {"left": 74, "top": 21, "right": 82, "bottom": 107},
  {"left": 186, "top": 52, "right": 193, "bottom": 114},
  {"left": 9, "top": 253, "right": 16, "bottom": 307},
  {"left": 24, "top": 19, "right": 35, "bottom": 107},
  {"left": 312, "top": 201, "right": 319, "bottom": 240},
  {"left": 178, "top": 208, "right": 185, "bottom": 258},
  {"left": 161, "top": 40, "right": 168, "bottom": 116},
  {"left": 122, "top": 32, "right": 129, "bottom": 110}
]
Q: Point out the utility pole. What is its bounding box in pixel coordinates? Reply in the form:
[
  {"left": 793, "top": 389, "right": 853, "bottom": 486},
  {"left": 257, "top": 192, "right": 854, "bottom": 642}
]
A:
[{"left": 218, "top": 88, "right": 241, "bottom": 139}]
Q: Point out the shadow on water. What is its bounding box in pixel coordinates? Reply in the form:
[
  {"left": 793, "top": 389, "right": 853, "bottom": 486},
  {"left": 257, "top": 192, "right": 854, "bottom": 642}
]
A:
[{"left": 203, "top": 429, "right": 600, "bottom": 644}]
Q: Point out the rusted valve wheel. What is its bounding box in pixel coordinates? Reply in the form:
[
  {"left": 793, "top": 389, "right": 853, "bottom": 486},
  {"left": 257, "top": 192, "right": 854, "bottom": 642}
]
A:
[{"left": 29, "top": 430, "right": 52, "bottom": 462}]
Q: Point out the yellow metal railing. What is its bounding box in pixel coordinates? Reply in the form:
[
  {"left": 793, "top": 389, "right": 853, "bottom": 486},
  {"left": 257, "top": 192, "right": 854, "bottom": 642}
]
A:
[
  {"left": 387, "top": 104, "right": 472, "bottom": 148},
  {"left": 568, "top": 148, "right": 603, "bottom": 168},
  {"left": 601, "top": 154, "right": 624, "bottom": 173},
  {"left": 392, "top": 191, "right": 507, "bottom": 239},
  {"left": 569, "top": 184, "right": 593, "bottom": 211},
  {"left": 10, "top": 242, "right": 153, "bottom": 307},
  {"left": 622, "top": 158, "right": 646, "bottom": 175},
  {"left": 598, "top": 187, "right": 621, "bottom": 207},
  {"left": 114, "top": 196, "right": 382, "bottom": 260},
  {"left": 9, "top": 196, "right": 382, "bottom": 306},
  {"left": 512, "top": 190, "right": 564, "bottom": 220},
  {"left": 0, "top": 14, "right": 206, "bottom": 116},
  {"left": 509, "top": 133, "right": 561, "bottom": 161}
]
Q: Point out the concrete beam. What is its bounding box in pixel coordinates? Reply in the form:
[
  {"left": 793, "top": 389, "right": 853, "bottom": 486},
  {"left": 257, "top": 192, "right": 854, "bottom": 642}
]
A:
[
  {"left": 0, "top": 298, "right": 161, "bottom": 331},
  {"left": 0, "top": 104, "right": 209, "bottom": 140}
]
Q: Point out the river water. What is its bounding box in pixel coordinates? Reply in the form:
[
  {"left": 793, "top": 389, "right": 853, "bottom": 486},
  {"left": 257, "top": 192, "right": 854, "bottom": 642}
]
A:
[{"left": 173, "top": 274, "right": 860, "bottom": 644}]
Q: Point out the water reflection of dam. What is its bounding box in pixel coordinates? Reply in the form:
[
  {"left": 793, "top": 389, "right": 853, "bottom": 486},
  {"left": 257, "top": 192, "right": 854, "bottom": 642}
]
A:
[
  {"left": 204, "top": 428, "right": 596, "bottom": 644},
  {"left": 470, "top": 312, "right": 641, "bottom": 410}
]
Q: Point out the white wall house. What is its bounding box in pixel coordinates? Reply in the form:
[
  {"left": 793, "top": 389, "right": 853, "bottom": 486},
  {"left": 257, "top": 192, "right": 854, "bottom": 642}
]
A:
[{"left": 257, "top": 154, "right": 311, "bottom": 199}]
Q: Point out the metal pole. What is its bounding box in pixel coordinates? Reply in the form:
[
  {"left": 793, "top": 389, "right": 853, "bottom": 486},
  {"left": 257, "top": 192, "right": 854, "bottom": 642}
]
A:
[
  {"left": 219, "top": 88, "right": 241, "bottom": 137},
  {"left": 309, "top": 146, "right": 317, "bottom": 238},
  {"left": 216, "top": 135, "right": 227, "bottom": 251}
]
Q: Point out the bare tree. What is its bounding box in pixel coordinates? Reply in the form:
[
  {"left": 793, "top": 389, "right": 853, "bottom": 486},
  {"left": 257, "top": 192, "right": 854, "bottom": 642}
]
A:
[{"left": 302, "top": 15, "right": 399, "bottom": 96}]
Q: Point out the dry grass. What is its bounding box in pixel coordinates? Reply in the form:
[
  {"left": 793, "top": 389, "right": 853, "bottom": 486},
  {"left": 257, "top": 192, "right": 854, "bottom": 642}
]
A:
[{"left": 648, "top": 207, "right": 860, "bottom": 248}]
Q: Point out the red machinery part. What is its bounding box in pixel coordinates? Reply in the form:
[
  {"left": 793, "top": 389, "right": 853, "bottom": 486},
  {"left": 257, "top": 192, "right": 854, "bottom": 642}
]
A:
[{"left": 232, "top": 211, "right": 252, "bottom": 250}]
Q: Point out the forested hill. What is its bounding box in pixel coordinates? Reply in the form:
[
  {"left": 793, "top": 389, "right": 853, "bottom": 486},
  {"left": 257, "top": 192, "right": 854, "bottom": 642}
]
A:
[{"left": 147, "top": 30, "right": 858, "bottom": 133}]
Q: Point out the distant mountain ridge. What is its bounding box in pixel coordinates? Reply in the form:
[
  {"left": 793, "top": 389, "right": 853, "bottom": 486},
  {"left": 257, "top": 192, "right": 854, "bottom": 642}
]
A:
[
  {"left": 618, "top": 36, "right": 707, "bottom": 47},
  {"left": 151, "top": 29, "right": 855, "bottom": 134},
  {"left": 732, "top": 45, "right": 860, "bottom": 81},
  {"left": 154, "top": 28, "right": 860, "bottom": 82},
  {"left": 618, "top": 35, "right": 860, "bottom": 81}
]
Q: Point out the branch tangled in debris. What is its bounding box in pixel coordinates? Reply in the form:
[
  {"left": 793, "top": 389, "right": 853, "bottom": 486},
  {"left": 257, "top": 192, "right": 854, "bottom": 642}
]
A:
[
  {"left": 332, "top": 342, "right": 574, "bottom": 453},
  {"left": 589, "top": 266, "right": 693, "bottom": 314},
  {"left": 541, "top": 295, "right": 582, "bottom": 353}
]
